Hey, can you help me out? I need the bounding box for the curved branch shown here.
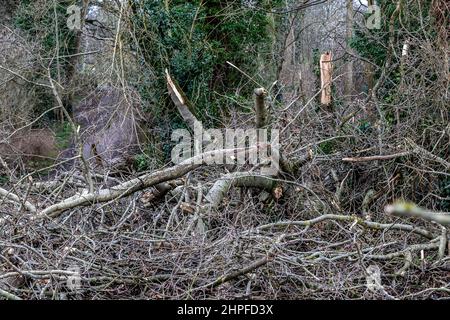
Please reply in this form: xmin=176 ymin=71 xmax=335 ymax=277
xmin=35 ymin=147 xmax=256 ymax=219
xmin=256 ymin=214 xmax=434 ymax=239
xmin=0 ymin=187 xmax=37 ymax=213
xmin=205 ymin=172 xmax=277 ymax=210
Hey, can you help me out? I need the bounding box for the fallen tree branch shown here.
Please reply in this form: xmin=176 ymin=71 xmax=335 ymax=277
xmin=200 ymin=234 xmax=285 ymax=289
xmin=0 ymin=287 xmax=22 ymax=300
xmin=386 ymin=202 xmax=450 ymax=226
xmin=34 ymin=147 xmax=256 ymax=219
xmin=363 ymin=241 xmax=440 ymax=261
xmin=0 ymin=187 xmax=37 ymax=213
xmin=406 ymin=138 xmax=450 ymax=170
xmin=342 ymin=140 xmax=450 ymax=169
xmin=140 ymin=179 xmax=185 ymax=207
xmin=342 ymin=151 xmax=412 ymax=163
xmin=204 ymin=172 xmax=277 ymax=210
xmin=255 ymin=214 xmax=434 ymax=239
xmin=438 ymin=227 xmax=447 ymax=259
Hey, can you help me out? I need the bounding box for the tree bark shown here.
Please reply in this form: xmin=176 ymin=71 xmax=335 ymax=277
xmin=345 ymin=0 xmax=354 ymax=105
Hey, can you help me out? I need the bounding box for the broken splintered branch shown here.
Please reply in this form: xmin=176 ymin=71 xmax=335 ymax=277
xmin=166 ymin=69 xmax=211 ymax=141
xmin=166 ymin=69 xmax=200 ymax=132
xmin=254 ymin=88 xmax=268 ymax=128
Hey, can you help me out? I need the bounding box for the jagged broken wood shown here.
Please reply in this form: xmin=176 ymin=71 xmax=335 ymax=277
xmin=165 ymin=69 xmax=200 ymax=132
xmin=320 ymin=52 xmax=333 ymax=106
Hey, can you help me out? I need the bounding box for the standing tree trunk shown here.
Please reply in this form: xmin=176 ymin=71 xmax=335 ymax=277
xmin=345 ymin=0 xmax=354 ymax=105
xmin=365 ymin=0 xmax=375 ymax=94
xmin=63 ymin=0 xmax=90 ymax=114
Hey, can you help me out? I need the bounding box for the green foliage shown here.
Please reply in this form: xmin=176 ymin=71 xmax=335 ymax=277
xmin=357 ymin=120 xmax=371 ymax=133
xmin=133 ymin=153 xmax=150 ymax=172
xmin=133 ymin=142 xmax=165 ymax=172
xmin=318 ymin=140 xmax=336 ymax=155
xmin=350 ymin=0 xmax=434 ymax=76
xmin=0 ymin=175 xmax=9 ymax=185
xmin=130 ymin=0 xmax=278 ymax=128
xmin=54 ymin=121 xmax=72 ymax=150
xmin=14 ymin=0 xmax=77 ymax=55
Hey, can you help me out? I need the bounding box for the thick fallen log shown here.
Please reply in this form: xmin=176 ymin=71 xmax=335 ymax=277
xmin=205 ymin=172 xmax=277 ymax=210
xmin=140 ymin=179 xmax=185 ymax=207
xmin=35 ymin=147 xmax=256 ymax=219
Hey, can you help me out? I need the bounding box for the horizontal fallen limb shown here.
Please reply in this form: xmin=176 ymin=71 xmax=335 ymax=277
xmin=385 ymin=202 xmax=450 ymax=226
xmin=0 ymin=187 xmax=36 ymax=213
xmin=342 ymin=140 xmax=450 ymax=169
xmin=35 ymin=147 xmax=256 ymax=219
xmin=0 ymin=288 xmax=22 ymax=300
xmin=198 ymin=234 xmax=285 ymax=290
xmin=342 ymin=151 xmax=411 ymax=163
xmin=405 ymin=138 xmax=450 ymax=170
xmin=205 ymin=172 xmax=277 ymax=210
xmin=140 ymin=179 xmax=185 ymax=207
xmin=363 ymin=241 xmax=440 ymax=261
xmin=255 ymin=214 xmax=434 ymax=239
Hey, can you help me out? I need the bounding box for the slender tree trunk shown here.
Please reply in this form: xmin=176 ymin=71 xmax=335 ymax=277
xmin=63 ymin=0 xmax=90 ymax=113
xmin=363 ymin=1 xmax=375 ymax=96
xmin=345 ymin=0 xmax=354 ymax=105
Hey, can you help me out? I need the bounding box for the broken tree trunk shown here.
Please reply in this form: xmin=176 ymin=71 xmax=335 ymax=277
xmin=0 ymin=187 xmax=36 ymax=213
xmin=320 ymin=52 xmax=333 ymax=106
xmin=254 ymin=88 xmax=268 ymax=128
xmin=166 ymin=68 xmax=211 ymax=142
xmin=166 ymin=69 xmax=200 ymax=132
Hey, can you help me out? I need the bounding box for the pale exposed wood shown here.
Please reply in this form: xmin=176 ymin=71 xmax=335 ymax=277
xmin=254 ymin=87 xmax=268 ymax=128
xmin=165 ymin=69 xmax=200 ymax=132
xmin=342 ymin=151 xmax=411 ymax=163
xmin=386 ymin=202 xmax=450 ymax=226
xmin=205 ymin=172 xmax=276 ymax=209
xmin=320 ymin=52 xmax=333 ymax=106
xmin=0 ymin=186 xmax=36 ymax=213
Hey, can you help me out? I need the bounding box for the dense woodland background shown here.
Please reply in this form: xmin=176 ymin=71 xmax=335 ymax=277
xmin=0 ymin=0 xmax=448 ymax=300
